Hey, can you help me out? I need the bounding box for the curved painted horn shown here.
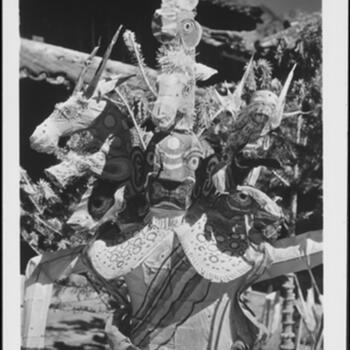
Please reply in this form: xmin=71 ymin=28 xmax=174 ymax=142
xmin=73 ymin=45 xmax=100 ymax=94
xmin=231 ymin=55 xmax=254 ymax=111
xmin=212 ymin=55 xmax=254 ymax=121
xmin=272 ymin=64 xmax=296 ymax=129
xmin=84 ymin=25 xmax=123 ymax=99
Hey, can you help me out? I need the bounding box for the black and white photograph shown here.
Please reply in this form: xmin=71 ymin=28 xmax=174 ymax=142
xmin=2 ymin=0 xmax=348 ymax=349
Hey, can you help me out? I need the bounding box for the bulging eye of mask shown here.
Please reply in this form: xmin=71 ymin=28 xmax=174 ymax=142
xmin=178 ymin=18 xmax=202 ymax=50
xmin=151 ymin=6 xmax=202 ymax=50
xmin=226 ymin=192 xmax=253 ymax=211
xmin=187 ymin=155 xmax=200 ymax=170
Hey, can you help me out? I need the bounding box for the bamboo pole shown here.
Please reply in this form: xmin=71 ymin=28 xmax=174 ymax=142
xmin=280 ymin=274 xmax=296 ymax=350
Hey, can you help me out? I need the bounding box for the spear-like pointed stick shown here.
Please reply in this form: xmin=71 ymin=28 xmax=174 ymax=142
xmin=74 ymin=45 xmax=100 ymax=94
xmin=84 ymin=25 xmax=123 ymax=98
xmin=283 ymin=110 xmax=312 ymax=118
xmin=272 ymin=170 xmax=291 ymax=187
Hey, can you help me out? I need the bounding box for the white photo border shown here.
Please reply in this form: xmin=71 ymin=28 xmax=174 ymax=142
xmin=2 ymin=0 xmax=348 ymax=348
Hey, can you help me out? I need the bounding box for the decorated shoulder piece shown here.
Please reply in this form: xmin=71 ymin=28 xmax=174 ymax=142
xmin=174 ymin=187 xmax=283 ymax=282
xmin=85 ymin=220 xmax=174 ymax=280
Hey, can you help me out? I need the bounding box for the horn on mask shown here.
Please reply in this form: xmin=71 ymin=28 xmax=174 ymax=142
xmin=271 ymin=64 xmax=296 ymax=129
xmin=212 ymin=56 xmax=254 ymax=121
xmin=84 ymin=25 xmax=123 ymax=99
xmin=230 ymin=55 xmax=254 ymax=113
xmin=73 ymin=45 xmax=100 ymax=94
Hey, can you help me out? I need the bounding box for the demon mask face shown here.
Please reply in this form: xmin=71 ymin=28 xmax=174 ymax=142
xmin=145 ymin=132 xmax=204 ymax=211
xmin=226 ymin=90 xmax=279 ymax=153
xmin=226 ymin=65 xmax=297 ymax=153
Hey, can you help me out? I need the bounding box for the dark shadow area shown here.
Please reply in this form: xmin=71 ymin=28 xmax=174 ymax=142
xmin=20 ymin=0 xmax=161 ymax=67
xmin=60 ymin=317 xmax=105 ymax=331
xmin=20 ymin=240 xmax=38 ymax=274
xmin=53 ymin=341 xmax=106 ymax=350
xmin=20 ymin=79 xmax=71 ymax=180
xmin=196 ymin=1 xmax=263 ymax=30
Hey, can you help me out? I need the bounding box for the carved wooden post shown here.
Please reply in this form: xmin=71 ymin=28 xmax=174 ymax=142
xmin=280 ymin=114 xmax=303 ymax=350
xmin=280 ymin=274 xmax=296 ymax=350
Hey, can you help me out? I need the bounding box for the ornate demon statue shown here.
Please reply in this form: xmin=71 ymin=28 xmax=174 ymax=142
xmin=21 ymin=1 xmax=322 ymax=350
